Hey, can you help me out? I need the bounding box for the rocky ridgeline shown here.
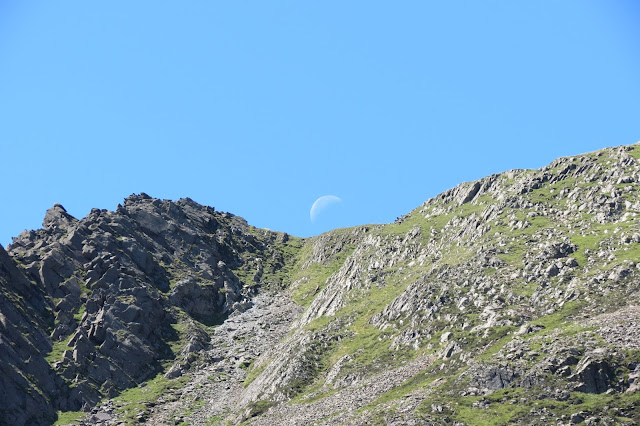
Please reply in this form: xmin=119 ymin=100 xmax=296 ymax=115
xmin=2 ymin=144 xmax=640 ymax=425
xmin=236 ymin=144 xmax=640 ymax=425
xmin=0 ymin=194 xmax=297 ymax=425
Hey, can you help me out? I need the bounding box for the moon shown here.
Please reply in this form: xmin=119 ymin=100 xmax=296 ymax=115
xmin=310 ymin=195 xmax=342 ymax=223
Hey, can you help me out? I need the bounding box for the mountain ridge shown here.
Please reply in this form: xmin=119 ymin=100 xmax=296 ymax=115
xmin=2 ymin=143 xmax=640 ymax=425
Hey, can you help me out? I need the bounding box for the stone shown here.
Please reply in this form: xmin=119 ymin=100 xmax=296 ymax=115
xmin=42 ymin=203 xmax=75 ymax=230
xmin=571 ymin=358 xmax=614 ymax=394
xmin=570 ymin=412 xmax=586 ymax=424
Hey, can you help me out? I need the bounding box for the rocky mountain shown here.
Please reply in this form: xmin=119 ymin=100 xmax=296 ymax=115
xmin=2 ymin=144 xmax=640 ymax=425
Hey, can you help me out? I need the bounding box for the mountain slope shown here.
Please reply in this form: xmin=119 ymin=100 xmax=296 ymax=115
xmin=231 ymin=144 xmax=640 ymax=425
xmin=2 ymin=144 xmax=640 ymax=425
xmin=1 ymin=194 xmax=300 ymax=424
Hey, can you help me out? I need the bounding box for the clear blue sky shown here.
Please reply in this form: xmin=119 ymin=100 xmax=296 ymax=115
xmin=1 ymin=1 xmax=639 ymax=246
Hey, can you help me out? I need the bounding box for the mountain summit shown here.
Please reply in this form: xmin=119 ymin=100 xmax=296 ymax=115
xmin=2 ymin=144 xmax=640 ymax=425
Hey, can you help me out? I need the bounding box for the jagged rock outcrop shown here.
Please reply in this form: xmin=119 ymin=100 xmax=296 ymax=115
xmin=1 ymin=194 xmax=299 ymax=424
xmin=0 ymin=244 xmax=57 ymax=425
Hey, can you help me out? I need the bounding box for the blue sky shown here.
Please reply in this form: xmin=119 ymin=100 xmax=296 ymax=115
xmin=1 ymin=1 xmax=639 ymax=245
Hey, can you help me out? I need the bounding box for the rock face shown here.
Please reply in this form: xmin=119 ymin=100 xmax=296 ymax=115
xmin=0 ymin=244 xmax=56 ymax=426
xmin=3 ymin=144 xmax=640 ymax=425
xmin=1 ymin=194 xmax=299 ymax=424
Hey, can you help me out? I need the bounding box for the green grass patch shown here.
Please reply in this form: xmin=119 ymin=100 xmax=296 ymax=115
xmin=73 ymin=304 xmax=85 ymax=323
xmin=490 ymin=212 xmax=554 ymax=265
xmin=379 ymin=210 xmax=451 ymax=244
xmin=54 ymin=410 xmax=85 ymax=425
xmin=446 ymin=389 xmax=640 ymax=425
xmin=441 ymin=246 xmax=474 ymax=266
xmin=627 ymin=144 xmax=640 ymax=160
xmin=243 ymin=359 xmax=269 ymax=387
xmin=477 ymin=325 xmax=518 ymax=361
xmin=243 ymin=399 xmax=276 ymax=419
xmin=299 ymin=266 xmax=422 ymax=392
xmin=182 ymin=397 xmax=206 ymax=417
xmin=453 ymin=391 xmax=530 ymax=426
xmin=229 ymin=227 xmax=305 ymax=292
xmin=305 ymin=315 xmax=333 ymax=332
xmin=205 ymin=412 xmax=229 ymax=425
xmin=526 ymin=301 xmax=582 ymax=334
xmin=568 ymin=219 xmax=624 ymax=266
xmin=46 ymin=338 xmax=73 ymax=365
xmin=365 ymin=369 xmax=436 ymax=409
xmin=166 ymin=320 xmax=187 ymax=357
xmin=293 ymin=386 xmax=340 ymax=404
xmin=290 ymin=243 xmax=355 ymax=307
xmin=381 ymin=194 xmax=493 ymax=246
xmin=612 ymin=243 xmax=640 ymax=264
xmin=113 ymin=374 xmax=189 ymax=424
xmin=458 ymin=194 xmax=494 ymax=217
xmin=255 ymin=231 xmax=305 ymax=290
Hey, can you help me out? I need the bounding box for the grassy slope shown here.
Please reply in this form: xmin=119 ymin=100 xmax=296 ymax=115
xmin=251 ymin=144 xmax=640 ymax=424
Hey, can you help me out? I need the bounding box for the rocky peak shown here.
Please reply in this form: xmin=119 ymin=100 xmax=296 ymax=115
xmin=42 ymin=203 xmax=75 ymax=230
xmin=1 ymin=192 xmax=304 ymax=422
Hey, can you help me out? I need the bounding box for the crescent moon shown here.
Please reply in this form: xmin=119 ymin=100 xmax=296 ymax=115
xmin=310 ymin=195 xmax=342 ymax=223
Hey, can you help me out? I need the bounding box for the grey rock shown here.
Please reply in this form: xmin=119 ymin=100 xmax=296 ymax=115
xmin=570 ymin=357 xmax=614 ymax=394
xmin=43 ymin=203 xmax=76 ymax=230
xmin=571 ymin=411 xmax=587 ymax=423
